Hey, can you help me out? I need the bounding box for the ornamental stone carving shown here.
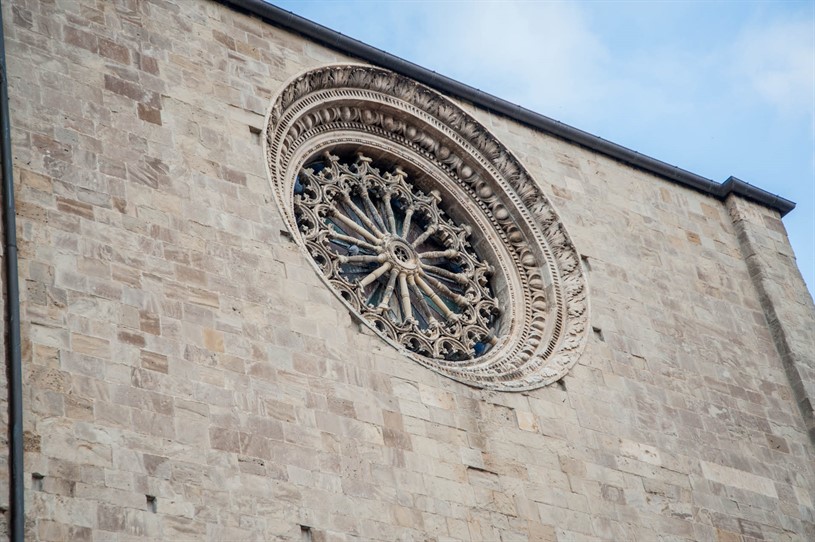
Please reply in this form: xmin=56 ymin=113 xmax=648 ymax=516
xmin=295 ymin=152 xmax=500 ymax=361
xmin=265 ymin=64 xmax=589 ymax=391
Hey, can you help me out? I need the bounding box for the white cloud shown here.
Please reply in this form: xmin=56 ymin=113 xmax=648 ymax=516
xmin=409 ymin=2 xmax=611 ymax=117
xmin=402 ymin=2 xmax=717 ymax=134
xmin=730 ymin=19 xmax=815 ymax=115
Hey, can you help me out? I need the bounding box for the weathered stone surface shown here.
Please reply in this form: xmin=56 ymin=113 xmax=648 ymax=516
xmin=1 ymin=0 xmax=813 ymax=541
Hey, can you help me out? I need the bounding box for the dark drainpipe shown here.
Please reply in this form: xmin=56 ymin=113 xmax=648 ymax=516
xmin=0 ymin=5 xmax=25 ymax=542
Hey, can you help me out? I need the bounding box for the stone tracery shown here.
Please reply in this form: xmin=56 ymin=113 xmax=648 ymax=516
xmin=266 ymin=64 xmax=589 ymax=391
xmin=295 ymin=152 xmax=500 ymax=361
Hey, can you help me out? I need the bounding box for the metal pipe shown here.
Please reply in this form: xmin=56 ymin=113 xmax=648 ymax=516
xmin=0 ymin=5 xmax=25 ymax=541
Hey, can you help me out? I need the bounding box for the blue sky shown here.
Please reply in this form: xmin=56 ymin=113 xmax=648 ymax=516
xmin=275 ymin=0 xmax=815 ymax=297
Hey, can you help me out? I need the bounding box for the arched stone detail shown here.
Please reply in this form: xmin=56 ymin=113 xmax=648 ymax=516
xmin=265 ymin=64 xmax=589 ymax=391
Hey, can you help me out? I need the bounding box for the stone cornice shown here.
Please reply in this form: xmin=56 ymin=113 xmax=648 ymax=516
xmin=216 ymin=0 xmax=796 ymax=217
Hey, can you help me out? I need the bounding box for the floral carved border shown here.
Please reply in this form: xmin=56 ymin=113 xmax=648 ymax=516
xmin=265 ymin=64 xmax=589 ymax=391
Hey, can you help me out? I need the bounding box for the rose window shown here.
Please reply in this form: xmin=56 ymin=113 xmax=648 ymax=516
xmin=294 ymin=152 xmax=500 ymax=361
xmin=265 ymin=64 xmax=589 ymax=391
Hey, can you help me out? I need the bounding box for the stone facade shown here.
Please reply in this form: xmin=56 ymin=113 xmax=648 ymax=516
xmin=1 ymin=1 xmax=813 ymax=541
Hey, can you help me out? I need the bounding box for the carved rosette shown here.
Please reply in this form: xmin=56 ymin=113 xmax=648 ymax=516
xmin=265 ymin=64 xmax=589 ymax=391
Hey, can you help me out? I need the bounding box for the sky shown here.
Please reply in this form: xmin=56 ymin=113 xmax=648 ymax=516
xmin=275 ymin=0 xmax=815 ymax=298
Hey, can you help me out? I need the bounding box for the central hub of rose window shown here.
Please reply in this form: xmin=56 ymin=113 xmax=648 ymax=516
xmin=388 ymin=239 xmax=419 ymax=271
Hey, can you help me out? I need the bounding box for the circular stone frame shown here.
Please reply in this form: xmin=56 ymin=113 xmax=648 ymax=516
xmin=265 ymin=64 xmax=589 ymax=391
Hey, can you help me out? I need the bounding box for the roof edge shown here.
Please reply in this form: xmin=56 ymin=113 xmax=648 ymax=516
xmin=216 ymin=0 xmax=796 ymax=217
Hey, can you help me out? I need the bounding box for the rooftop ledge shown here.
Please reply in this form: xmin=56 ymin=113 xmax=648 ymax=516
xmin=217 ymin=0 xmax=796 ymax=217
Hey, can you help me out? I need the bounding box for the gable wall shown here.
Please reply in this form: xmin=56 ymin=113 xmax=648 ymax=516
xmin=2 ymin=1 xmax=813 ymax=540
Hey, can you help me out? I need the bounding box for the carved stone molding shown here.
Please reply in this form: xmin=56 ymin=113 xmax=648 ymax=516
xmin=265 ymin=64 xmax=589 ymax=391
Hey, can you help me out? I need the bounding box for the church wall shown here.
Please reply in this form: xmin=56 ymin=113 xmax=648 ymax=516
xmin=2 ymin=1 xmax=813 ymax=541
